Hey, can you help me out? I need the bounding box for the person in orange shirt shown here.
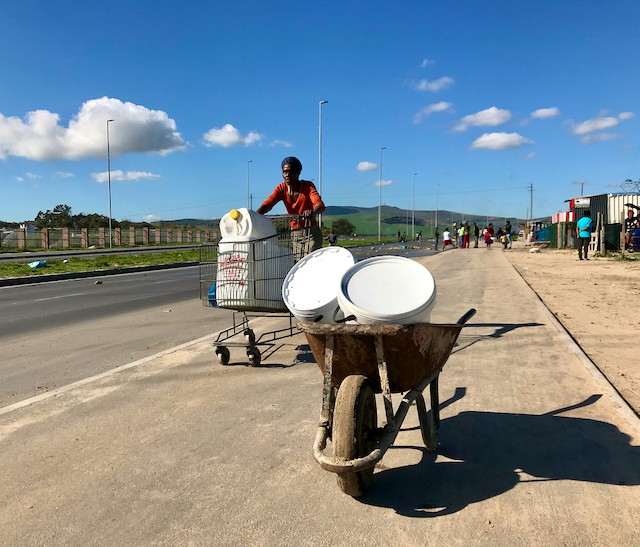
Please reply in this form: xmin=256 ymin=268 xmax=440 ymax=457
xmin=257 ymin=156 xmax=325 ymax=261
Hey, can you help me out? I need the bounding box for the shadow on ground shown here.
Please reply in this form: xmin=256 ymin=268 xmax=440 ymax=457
xmin=361 ymin=394 xmax=640 ymax=517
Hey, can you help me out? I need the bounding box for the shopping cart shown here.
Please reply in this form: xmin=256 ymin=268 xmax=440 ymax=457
xmin=199 ymin=214 xmax=303 ymax=367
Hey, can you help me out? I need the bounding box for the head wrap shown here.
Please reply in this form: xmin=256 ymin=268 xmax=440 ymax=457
xmin=281 ymin=156 xmax=302 ymax=172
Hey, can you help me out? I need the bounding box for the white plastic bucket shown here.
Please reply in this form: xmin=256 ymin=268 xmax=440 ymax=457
xmin=337 ymin=256 xmax=437 ymax=324
xmin=219 ymin=208 xmax=276 ymax=241
xmin=282 ymin=246 xmax=356 ymax=323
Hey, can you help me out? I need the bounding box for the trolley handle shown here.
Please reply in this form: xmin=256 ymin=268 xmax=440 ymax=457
xmin=456 ymin=308 xmax=476 ymax=325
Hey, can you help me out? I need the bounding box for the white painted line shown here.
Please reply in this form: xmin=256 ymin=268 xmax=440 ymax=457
xmin=33 ymin=292 xmax=87 ymax=302
xmin=0 ymin=333 xmax=216 ymax=417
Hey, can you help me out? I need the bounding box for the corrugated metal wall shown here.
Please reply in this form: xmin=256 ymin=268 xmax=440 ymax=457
xmin=608 ymin=194 xmax=640 ymax=224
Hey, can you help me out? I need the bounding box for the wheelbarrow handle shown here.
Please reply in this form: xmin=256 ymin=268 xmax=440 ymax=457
xmin=456 ymin=308 xmax=476 ymax=325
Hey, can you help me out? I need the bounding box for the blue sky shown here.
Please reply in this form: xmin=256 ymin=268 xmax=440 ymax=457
xmin=1 ymin=0 xmax=638 ymax=223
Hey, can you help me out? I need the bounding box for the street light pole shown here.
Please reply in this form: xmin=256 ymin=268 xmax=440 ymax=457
xmin=378 ymin=146 xmax=386 ymax=242
xmin=106 ymin=119 xmax=114 ymax=249
xmin=412 ymin=172 xmax=417 ymax=237
xmin=318 ymin=100 xmax=328 ymax=227
xmin=247 ymin=160 xmax=253 ymax=209
xmin=435 ymin=183 xmax=439 ymax=231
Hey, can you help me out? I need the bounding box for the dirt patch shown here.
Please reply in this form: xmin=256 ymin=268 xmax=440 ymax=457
xmin=503 ymin=244 xmax=640 ymax=415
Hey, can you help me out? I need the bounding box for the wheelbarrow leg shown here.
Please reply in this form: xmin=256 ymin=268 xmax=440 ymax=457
xmin=416 ymin=375 xmax=440 ymax=452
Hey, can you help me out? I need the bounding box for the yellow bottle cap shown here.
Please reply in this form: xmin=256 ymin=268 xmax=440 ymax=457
xmin=229 ymin=209 xmax=240 ymax=220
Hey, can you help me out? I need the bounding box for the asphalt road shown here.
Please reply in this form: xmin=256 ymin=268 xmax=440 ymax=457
xmin=0 ymin=266 xmax=231 ymax=407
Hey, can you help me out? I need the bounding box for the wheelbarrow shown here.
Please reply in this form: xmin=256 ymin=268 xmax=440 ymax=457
xmin=298 ymin=308 xmax=476 ymax=497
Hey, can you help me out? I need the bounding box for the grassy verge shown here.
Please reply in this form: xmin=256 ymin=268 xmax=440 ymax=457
xmin=0 ymin=249 xmax=200 ymax=279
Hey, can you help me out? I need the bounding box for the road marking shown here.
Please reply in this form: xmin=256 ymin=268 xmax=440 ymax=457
xmin=0 ymin=333 xmax=216 ymax=417
xmin=32 ymin=292 xmax=87 ymax=302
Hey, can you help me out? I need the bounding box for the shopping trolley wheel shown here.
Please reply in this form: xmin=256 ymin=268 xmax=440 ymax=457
xmin=215 ymin=346 xmax=230 ymax=366
xmin=247 ymin=347 xmax=261 ymax=367
xmin=244 ymin=328 xmax=256 ymax=344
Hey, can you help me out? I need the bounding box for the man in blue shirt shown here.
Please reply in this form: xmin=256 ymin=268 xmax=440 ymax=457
xmin=576 ymin=210 xmax=593 ymax=260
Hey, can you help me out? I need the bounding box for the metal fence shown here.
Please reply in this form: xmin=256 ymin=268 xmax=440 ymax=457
xmin=0 ymin=226 xmax=220 ymax=250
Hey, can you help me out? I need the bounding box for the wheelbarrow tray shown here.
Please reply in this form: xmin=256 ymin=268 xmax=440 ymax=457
xmin=299 ymin=322 xmax=463 ymax=393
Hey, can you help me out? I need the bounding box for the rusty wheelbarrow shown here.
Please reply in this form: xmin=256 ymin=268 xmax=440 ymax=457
xmin=298 ymin=308 xmax=476 ymax=497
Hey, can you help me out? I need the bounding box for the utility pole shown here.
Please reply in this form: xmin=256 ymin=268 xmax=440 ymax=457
xmin=529 ymin=183 xmax=534 ymax=231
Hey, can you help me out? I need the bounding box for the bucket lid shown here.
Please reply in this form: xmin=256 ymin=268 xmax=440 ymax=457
xmin=282 ymin=246 xmax=355 ymax=312
xmin=339 ymin=256 xmax=436 ymax=319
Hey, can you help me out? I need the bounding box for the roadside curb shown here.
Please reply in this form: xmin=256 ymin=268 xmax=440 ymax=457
xmin=0 ymin=261 xmax=198 ymax=287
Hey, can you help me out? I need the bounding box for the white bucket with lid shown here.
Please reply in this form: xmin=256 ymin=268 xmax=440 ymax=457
xmin=337 ymin=256 xmax=437 ymax=324
xmin=219 ymin=208 xmax=276 ymax=241
xmin=282 ymin=246 xmax=356 ymax=323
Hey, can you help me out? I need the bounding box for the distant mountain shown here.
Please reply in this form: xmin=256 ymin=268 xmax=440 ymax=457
xmin=161 ymin=205 xmax=537 ymax=236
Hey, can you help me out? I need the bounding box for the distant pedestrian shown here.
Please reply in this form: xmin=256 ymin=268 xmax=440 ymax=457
xmin=327 ymin=229 xmax=338 ymax=246
xmin=505 ymin=220 xmax=513 ymax=249
xmin=442 ymin=227 xmax=454 ymax=250
xmin=473 ymin=222 xmax=480 ymax=248
xmin=457 ymin=224 xmax=464 ymax=248
xmin=576 ymin=210 xmax=593 ymax=260
xmin=484 ymin=227 xmax=492 ymax=249
xmin=434 ymin=227 xmax=440 ymax=250
xmin=463 ymin=223 xmax=470 ymax=248
xmin=624 ymin=209 xmax=636 ymax=250
xmin=452 ymin=222 xmax=458 ymax=248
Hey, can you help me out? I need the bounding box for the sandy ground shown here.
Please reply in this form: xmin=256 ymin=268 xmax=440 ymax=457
xmin=504 ymin=242 xmax=640 ymax=415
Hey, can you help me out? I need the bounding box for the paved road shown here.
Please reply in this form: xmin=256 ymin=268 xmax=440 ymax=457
xmin=0 ymin=267 xmax=230 ymax=407
xmin=0 ymin=248 xmax=638 ymax=545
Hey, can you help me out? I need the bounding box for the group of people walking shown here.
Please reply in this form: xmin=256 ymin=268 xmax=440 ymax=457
xmin=435 ymin=220 xmax=514 ymax=251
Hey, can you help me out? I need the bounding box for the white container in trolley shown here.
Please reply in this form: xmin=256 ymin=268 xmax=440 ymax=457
xmin=216 ymin=209 xmax=293 ymax=310
xmin=282 ymin=246 xmax=356 ymax=323
xmin=219 ymin=208 xmax=276 ymax=240
xmin=337 ymin=256 xmax=437 ymax=324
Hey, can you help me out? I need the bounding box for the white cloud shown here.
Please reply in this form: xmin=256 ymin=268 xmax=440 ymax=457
xmin=571 ymin=112 xmax=634 ymax=136
xmin=357 ymin=161 xmax=377 ymax=171
xmin=91 ymin=170 xmax=161 ymax=183
xmin=470 ymin=132 xmax=533 ymax=150
xmin=55 ymin=171 xmax=75 ymax=178
xmin=15 ymin=176 xmax=24 ymax=182
xmin=414 ymin=76 xmax=454 ymax=92
xmin=420 ymin=58 xmax=435 ymax=68
xmin=202 ymin=124 xmax=263 ymax=147
xmin=413 ymin=102 xmax=454 ymax=123
xmin=25 ymin=172 xmax=41 ymax=179
xmin=270 ymin=139 xmax=292 ymax=147
xmin=142 ymin=214 xmax=161 ymax=223
xmin=572 ymin=116 xmax=619 ymax=135
xmin=580 ymin=132 xmax=622 ymax=144
xmin=453 ymin=107 xmax=512 ymax=132
xmin=531 ymin=107 xmax=560 ymax=119
xmin=0 ymin=97 xmax=186 ymax=161
xmin=375 ymin=179 xmax=394 ymax=187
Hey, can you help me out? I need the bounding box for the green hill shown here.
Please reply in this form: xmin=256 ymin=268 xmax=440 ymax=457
xmin=322 ymin=205 xmax=523 ymax=237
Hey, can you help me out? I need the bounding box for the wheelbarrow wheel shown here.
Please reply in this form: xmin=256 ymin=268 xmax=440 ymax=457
xmin=215 ymin=346 xmax=230 ymax=366
xmin=333 ymin=375 xmax=377 ymax=497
